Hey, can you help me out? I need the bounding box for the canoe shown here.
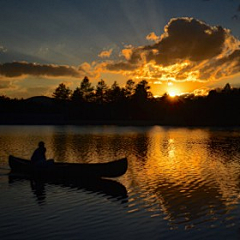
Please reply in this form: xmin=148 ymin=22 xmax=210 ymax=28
xmin=9 ymin=155 xmax=128 ymax=179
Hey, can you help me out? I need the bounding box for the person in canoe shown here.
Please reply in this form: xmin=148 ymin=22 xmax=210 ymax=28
xmin=31 ymin=141 xmax=54 ymax=167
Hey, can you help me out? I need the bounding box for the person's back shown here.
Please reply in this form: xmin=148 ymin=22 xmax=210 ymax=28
xmin=31 ymin=141 xmax=46 ymax=165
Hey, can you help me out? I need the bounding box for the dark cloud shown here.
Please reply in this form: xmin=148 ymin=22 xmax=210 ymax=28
xmin=146 ymin=18 xmax=226 ymax=65
xmin=1 ymin=17 xmax=240 ymax=84
xmin=0 ymin=62 xmax=81 ymax=78
xmin=106 ymin=61 xmax=139 ymax=71
xmin=105 ymin=17 xmax=240 ymax=82
xmin=199 ymin=49 xmax=240 ymax=80
xmin=106 ymin=17 xmax=228 ymax=70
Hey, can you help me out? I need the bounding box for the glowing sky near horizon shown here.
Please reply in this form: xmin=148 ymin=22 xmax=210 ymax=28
xmin=0 ymin=0 xmax=240 ymax=98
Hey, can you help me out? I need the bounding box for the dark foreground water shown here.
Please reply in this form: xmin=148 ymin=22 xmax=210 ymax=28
xmin=1 ymin=125 xmax=240 ymax=240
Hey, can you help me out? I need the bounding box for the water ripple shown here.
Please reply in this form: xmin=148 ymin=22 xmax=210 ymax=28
xmin=1 ymin=126 xmax=240 ymax=239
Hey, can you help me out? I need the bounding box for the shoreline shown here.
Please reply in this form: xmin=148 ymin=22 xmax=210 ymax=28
xmin=0 ymin=119 xmax=239 ymax=128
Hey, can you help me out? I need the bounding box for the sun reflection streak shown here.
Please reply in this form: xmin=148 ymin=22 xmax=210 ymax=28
xmin=129 ymin=127 xmax=240 ymax=226
xmin=167 ymin=138 xmax=175 ymax=159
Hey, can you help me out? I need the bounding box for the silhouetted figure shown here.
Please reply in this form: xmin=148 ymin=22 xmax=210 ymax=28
xmin=31 ymin=141 xmax=47 ymax=165
xmin=31 ymin=141 xmax=54 ymax=167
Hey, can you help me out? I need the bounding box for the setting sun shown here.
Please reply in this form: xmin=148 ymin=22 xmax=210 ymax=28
xmin=169 ymin=91 xmax=177 ymax=97
xmin=168 ymin=86 xmax=181 ymax=97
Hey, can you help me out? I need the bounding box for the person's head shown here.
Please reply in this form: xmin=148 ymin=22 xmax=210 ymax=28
xmin=38 ymin=141 xmax=45 ymax=148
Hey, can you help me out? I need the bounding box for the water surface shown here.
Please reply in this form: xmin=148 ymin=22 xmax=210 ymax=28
xmin=1 ymin=125 xmax=240 ymax=240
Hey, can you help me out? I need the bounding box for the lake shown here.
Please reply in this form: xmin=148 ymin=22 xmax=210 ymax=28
xmin=1 ymin=125 xmax=240 ymax=240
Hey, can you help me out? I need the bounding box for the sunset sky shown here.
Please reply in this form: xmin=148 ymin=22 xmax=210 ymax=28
xmin=1 ymin=0 xmax=240 ymax=98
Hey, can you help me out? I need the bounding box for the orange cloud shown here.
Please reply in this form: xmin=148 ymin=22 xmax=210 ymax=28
xmin=0 ymin=80 xmax=11 ymax=89
xmin=1 ymin=17 xmax=240 ymax=94
xmin=98 ymin=49 xmax=113 ymax=58
xmin=103 ymin=17 xmax=240 ymax=83
xmin=146 ymin=32 xmax=160 ymax=42
xmin=121 ymin=48 xmax=133 ymax=60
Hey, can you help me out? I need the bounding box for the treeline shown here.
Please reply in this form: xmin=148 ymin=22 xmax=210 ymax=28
xmin=52 ymin=77 xmax=152 ymax=104
xmin=0 ymin=78 xmax=240 ymax=126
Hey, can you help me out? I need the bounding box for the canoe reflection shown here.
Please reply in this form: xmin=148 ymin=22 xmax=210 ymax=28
xmin=30 ymin=178 xmax=46 ymax=205
xmin=8 ymin=174 xmax=128 ymax=205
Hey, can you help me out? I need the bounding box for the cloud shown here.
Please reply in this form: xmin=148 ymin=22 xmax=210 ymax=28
xmin=1 ymin=17 xmax=240 ymax=89
xmin=146 ymin=17 xmax=226 ymax=64
xmin=106 ymin=61 xmax=138 ymax=72
xmin=146 ymin=32 xmax=160 ymax=42
xmin=193 ymin=87 xmax=210 ymax=96
xmin=103 ymin=17 xmax=240 ymax=83
xmin=98 ymin=49 xmax=113 ymax=58
xmin=0 ymin=62 xmax=83 ymax=78
xmin=121 ymin=47 xmax=133 ymax=60
xmin=199 ymin=49 xmax=240 ymax=80
xmin=0 ymin=80 xmax=11 ymax=89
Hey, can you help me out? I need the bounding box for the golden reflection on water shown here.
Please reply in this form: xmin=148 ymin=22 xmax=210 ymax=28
xmin=129 ymin=126 xmax=240 ymax=226
xmin=1 ymin=125 xmax=240 ymax=228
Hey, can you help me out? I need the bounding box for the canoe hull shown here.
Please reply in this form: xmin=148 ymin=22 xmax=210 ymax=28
xmin=9 ymin=155 xmax=128 ymax=179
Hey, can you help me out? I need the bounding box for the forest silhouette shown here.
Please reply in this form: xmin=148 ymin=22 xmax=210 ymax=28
xmin=0 ymin=77 xmax=240 ymax=126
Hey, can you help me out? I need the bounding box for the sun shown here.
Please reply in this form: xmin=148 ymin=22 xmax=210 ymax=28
xmin=169 ymin=90 xmax=177 ymax=97
xmin=168 ymin=89 xmax=177 ymax=98
xmin=167 ymin=84 xmax=182 ymax=97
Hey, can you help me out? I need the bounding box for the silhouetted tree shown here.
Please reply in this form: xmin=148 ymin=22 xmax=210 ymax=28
xmin=1 ymin=79 xmax=240 ymax=126
xmin=95 ymin=79 xmax=109 ymax=104
xmin=52 ymin=83 xmax=72 ymax=101
xmin=72 ymin=77 xmax=94 ymax=102
xmin=0 ymin=95 xmax=10 ymax=101
xmin=222 ymin=83 xmax=231 ymax=94
xmin=133 ymin=80 xmax=152 ymax=101
xmin=124 ymin=79 xmax=135 ymax=99
xmin=107 ymin=81 xmax=125 ymax=103
xmin=71 ymin=87 xmax=82 ymax=102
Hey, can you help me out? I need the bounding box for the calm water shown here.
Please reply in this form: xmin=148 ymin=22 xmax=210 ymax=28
xmin=1 ymin=125 xmax=240 ymax=240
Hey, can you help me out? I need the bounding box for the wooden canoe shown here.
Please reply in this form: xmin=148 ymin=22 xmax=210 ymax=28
xmin=9 ymin=155 xmax=128 ymax=179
